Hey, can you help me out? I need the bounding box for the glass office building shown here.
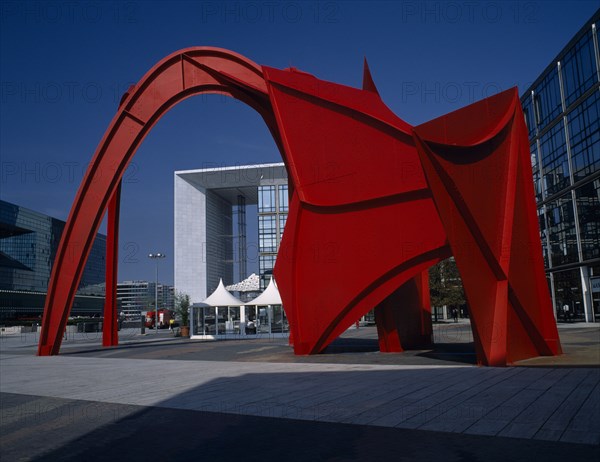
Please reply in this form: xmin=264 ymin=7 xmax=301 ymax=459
xmin=521 ymin=10 xmax=600 ymax=322
xmin=0 ymin=200 xmax=106 ymax=320
xmin=117 ymin=281 xmax=175 ymax=318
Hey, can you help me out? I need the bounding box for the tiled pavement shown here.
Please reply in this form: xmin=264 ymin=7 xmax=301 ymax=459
xmin=1 ymin=324 xmax=598 ymax=461
xmin=1 ymin=353 xmax=598 ymax=445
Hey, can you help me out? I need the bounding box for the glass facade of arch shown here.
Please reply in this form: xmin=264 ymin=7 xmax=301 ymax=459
xmin=258 ymin=182 xmax=288 ymax=290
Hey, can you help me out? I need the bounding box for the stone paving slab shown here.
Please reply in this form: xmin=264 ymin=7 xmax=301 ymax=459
xmin=1 ymin=353 xmax=598 ymax=446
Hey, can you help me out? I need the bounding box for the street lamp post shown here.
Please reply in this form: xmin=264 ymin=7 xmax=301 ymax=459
xmin=148 ymin=253 xmax=166 ymax=332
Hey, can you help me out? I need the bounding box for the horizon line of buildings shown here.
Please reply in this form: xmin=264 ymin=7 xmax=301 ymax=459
xmin=0 ymin=198 xmax=175 ymax=321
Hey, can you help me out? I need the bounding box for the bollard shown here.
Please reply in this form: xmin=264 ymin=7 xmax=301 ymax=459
xmin=140 ymin=314 xmax=145 ymax=335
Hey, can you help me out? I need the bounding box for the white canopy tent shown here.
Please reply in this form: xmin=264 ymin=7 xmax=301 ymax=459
xmin=190 ymin=278 xmax=289 ymax=339
xmin=244 ymin=278 xmax=288 ymax=335
xmin=203 ymin=279 xmax=244 ymax=306
xmin=190 ymin=279 xmax=243 ymax=337
xmin=245 ymin=277 xmax=282 ymax=305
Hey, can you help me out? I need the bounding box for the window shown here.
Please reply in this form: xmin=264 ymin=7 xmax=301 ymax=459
xmin=575 ymin=180 xmax=600 ymax=261
xmin=530 ymin=142 xmax=539 ymax=173
xmin=258 ymin=186 xmax=276 ymax=213
xmin=259 ymin=215 xmax=277 ymax=252
xmin=279 ymin=214 xmax=287 ymax=240
xmin=538 ymin=208 xmax=550 ymax=267
xmin=278 ymin=184 xmax=289 ymax=212
xmin=533 ymin=68 xmax=563 ymax=130
xmin=567 ymin=91 xmax=600 ymax=183
xmin=552 ymin=269 xmax=585 ymax=321
xmin=540 ymin=120 xmax=570 ymax=197
xmin=522 ymin=93 xmax=537 ymax=138
xmin=561 ymin=28 xmax=598 ymax=108
xmin=259 ymin=254 xmax=276 ymax=289
xmin=545 ymin=193 xmax=579 ymax=266
xmin=530 ymin=142 xmax=543 ymax=202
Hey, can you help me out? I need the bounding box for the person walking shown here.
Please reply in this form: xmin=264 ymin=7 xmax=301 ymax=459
xmin=452 ymin=307 xmax=458 ymax=323
xmin=563 ymin=304 xmax=570 ymax=323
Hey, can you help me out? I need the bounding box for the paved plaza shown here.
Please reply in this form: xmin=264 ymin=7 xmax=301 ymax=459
xmin=1 ymin=323 xmax=598 ymax=461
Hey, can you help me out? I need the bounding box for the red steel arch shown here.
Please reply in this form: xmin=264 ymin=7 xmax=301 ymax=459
xmin=38 ymin=47 xmax=279 ymax=355
xmin=38 ymin=47 xmax=561 ymax=366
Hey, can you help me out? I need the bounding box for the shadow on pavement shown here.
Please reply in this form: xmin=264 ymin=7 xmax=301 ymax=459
xmin=417 ymin=343 xmax=477 ymax=365
xmin=59 ymin=338 xmax=192 ymax=356
xmin=58 ymin=333 xmax=478 ymax=366
xmin=323 ymin=338 xmax=477 ymax=365
xmin=1 ymin=366 xmax=597 ymax=461
xmin=322 ymin=337 xmax=381 ymax=353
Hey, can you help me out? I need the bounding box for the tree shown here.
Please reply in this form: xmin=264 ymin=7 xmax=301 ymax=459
xmin=174 ymin=292 xmax=191 ymax=327
xmin=428 ymin=257 xmax=466 ymax=318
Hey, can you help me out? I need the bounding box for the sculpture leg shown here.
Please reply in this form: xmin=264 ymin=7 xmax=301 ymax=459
xmin=102 ymin=182 xmax=121 ymax=347
xmin=413 ymin=89 xmax=561 ymax=365
xmin=375 ymin=270 xmax=433 ymax=352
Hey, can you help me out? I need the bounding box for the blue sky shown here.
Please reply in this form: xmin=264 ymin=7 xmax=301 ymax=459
xmin=1 ymin=0 xmax=598 ymax=284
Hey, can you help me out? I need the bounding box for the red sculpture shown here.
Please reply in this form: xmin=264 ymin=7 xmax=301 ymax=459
xmin=38 ymin=47 xmax=561 ymax=366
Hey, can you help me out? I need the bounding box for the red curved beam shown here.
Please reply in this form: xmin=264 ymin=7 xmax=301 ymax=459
xmin=38 ymin=47 xmax=276 ymax=355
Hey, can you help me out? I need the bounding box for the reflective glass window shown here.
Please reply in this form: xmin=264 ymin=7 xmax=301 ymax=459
xmin=271 ymin=305 xmax=285 ymax=333
xmin=522 ymin=93 xmax=537 ymax=138
xmin=531 ymin=142 xmax=539 ymax=173
xmin=257 ymin=306 xmax=270 ymax=333
xmin=0 ymin=201 xmax=105 ymax=295
xmin=538 ymin=208 xmax=549 ymax=268
xmin=216 ymin=307 xmax=227 ymax=335
xmin=226 ymin=306 xmax=240 ymax=334
xmin=530 ymin=142 xmax=543 ymax=202
xmin=259 ymin=254 xmax=276 ymax=289
xmin=561 ymin=28 xmax=597 ymax=108
xmin=279 ymin=214 xmax=287 ymax=240
xmin=258 ymin=186 xmax=276 ymax=213
xmin=193 ymin=306 xmax=204 ymax=335
xmin=259 ymin=215 xmax=277 ymax=252
xmin=278 ymin=184 xmax=289 ymax=212
xmin=245 ymin=306 xmax=257 ymax=334
xmin=540 ymin=119 xmax=570 ymax=196
xmin=568 ymin=91 xmax=600 ymax=183
xmin=202 ymin=307 xmax=216 ymax=335
xmin=553 ymin=269 xmax=585 ymax=321
xmin=575 ymin=180 xmax=600 ymax=261
xmin=545 ymin=193 xmax=579 ymax=266
xmin=534 ymin=68 xmax=563 ymax=130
